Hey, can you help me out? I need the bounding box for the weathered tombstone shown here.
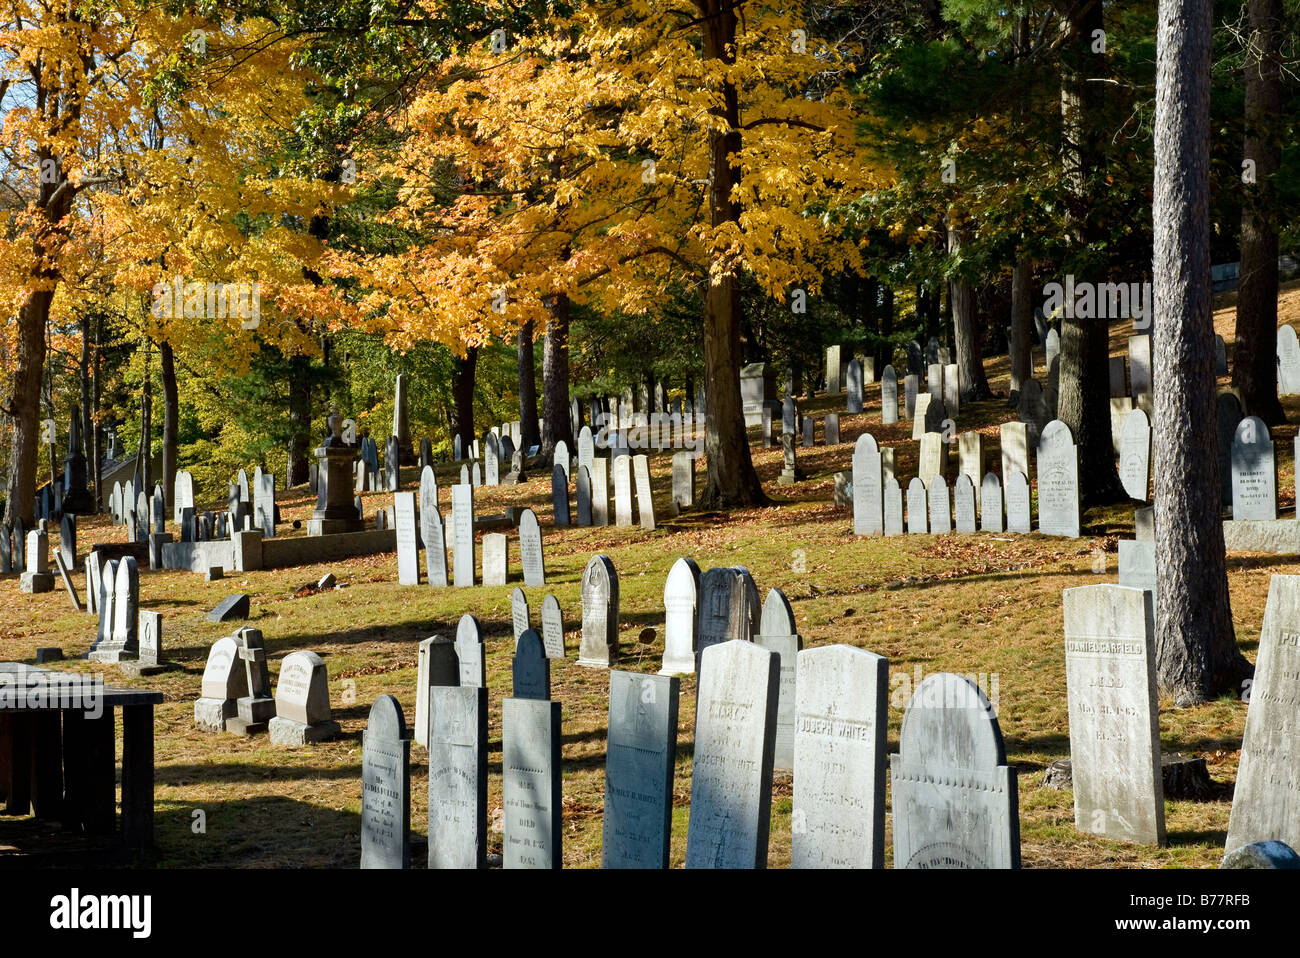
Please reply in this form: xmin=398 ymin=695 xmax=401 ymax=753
xmin=1063 ymin=585 xmax=1164 ymax=845
xmin=911 ymin=392 xmax=931 ymax=440
xmin=427 ymin=685 xmax=489 ymax=869
xmin=1017 ymin=379 xmax=1051 ymax=445
xmin=1118 ymin=408 xmax=1152 ymax=502
xmin=906 ymin=478 xmax=928 ymax=534
xmin=943 ymin=362 xmax=960 ymax=415
xmin=603 ymin=671 xmax=680 ymax=868
xmin=956 ymin=432 xmax=983 ymax=508
xmin=419 ymin=437 xmax=433 ymax=470
xmin=883 ymin=478 xmax=904 ymax=536
xmin=826 ymin=344 xmax=842 ymax=395
xmin=421 ymin=499 xmax=449 ymax=589
xmin=1037 ymin=420 xmax=1081 ymax=537
xmin=1278 ymin=324 xmax=1300 ymax=394
xmin=58 ymin=513 xmax=76 ymax=571
xmin=1215 ymin=334 xmax=1228 ymax=376
xmin=754 ymin=588 xmax=801 ymax=773
xmin=1108 ymin=396 xmax=1134 ymax=454
xmin=361 ymin=696 xmax=410 ymax=869
xmin=577 ymin=426 xmax=595 ymax=476
xmin=89 ymin=556 xmax=138 ymax=660
xmin=671 ymin=452 xmax=695 ymax=510
xmin=482 ymin=532 xmax=507 ymax=586
xmin=696 ymin=566 xmax=755 ymax=665
xmin=1135 ymin=505 xmax=1155 ymax=541
xmin=928 ymin=475 xmax=952 ymax=534
xmin=792 ymin=644 xmax=889 ymax=869
xmin=891 ymin=674 xmax=1020 ymax=868
xmin=1005 ymin=471 xmax=1031 ymax=533
xmin=1117 ymin=537 xmax=1158 ymax=609
xmin=578 ymin=554 xmax=619 ymax=668
xmin=455 ymin=614 xmax=486 ymax=688
xmin=999 ymin=422 xmax=1029 ymax=488
xmin=394 ymin=491 xmax=419 ymax=585
xmin=1128 ymin=334 xmax=1152 ymax=397
xmin=782 ymin=395 xmax=798 ymax=435
xmin=852 ymin=434 xmax=883 ymax=537
xmin=518 ymin=508 xmax=545 ymax=586
xmin=269 ymin=651 xmax=341 ymax=745
xmin=94 ymin=557 xmax=118 ymax=647
xmin=903 ymin=374 xmax=918 ymax=420
xmin=502 ymin=697 xmax=563 ymax=868
xmin=573 ymin=465 xmax=593 ymax=526
xmin=1045 ymin=327 xmax=1060 ymax=371
xmin=927 ymin=363 xmax=944 ymax=401
xmin=452 ymin=434 xmax=462 ymax=460
xmin=512 ymin=629 xmax=550 ymax=700
xmin=824 ymin=413 xmax=840 ymax=445
xmin=660 ymin=557 xmax=701 ymax=675
xmin=135 ymin=490 xmax=150 ymax=543
xmin=880 ymin=366 xmax=899 ymax=424
xmin=451 ymin=483 xmax=475 ymax=587
xmin=612 ymin=455 xmax=634 ymax=527
xmin=980 ymin=473 xmax=1004 ymax=532
xmin=633 ymin=454 xmax=656 ymax=530
xmin=510 ymin=586 xmax=531 ymax=642
xmin=801 ymin=416 xmax=815 ymax=447
xmin=470 ymin=461 xmax=481 ymax=487
xmin=1217 ymin=391 xmax=1244 ymax=505
xmin=484 ymin=433 xmax=500 ymax=487
xmin=226 ymin=627 xmax=275 ymax=736
xmin=539 ymin=594 xmax=565 ymax=659
xmin=1227 ymin=575 xmax=1300 ymax=852
xmin=761 ymin=405 xmax=773 ymax=447
xmin=918 ymin=432 xmax=946 ymax=484
xmin=255 ymin=471 xmax=276 ymax=538
xmin=1231 ymin=416 xmax=1277 ymax=520
xmin=685 ymin=640 xmax=780 ymax=868
xmin=413 ymin=635 xmax=458 ymax=749
xmin=384 ymin=436 xmax=402 ymax=491
xmin=552 ymin=439 xmax=571 ymax=484
xmin=953 ymin=475 xmax=977 ymax=533
xmin=194 ymin=634 xmax=250 ymax=732
xmin=846 ymin=359 xmax=863 ymax=414
xmin=590 ymin=456 xmax=610 ymax=527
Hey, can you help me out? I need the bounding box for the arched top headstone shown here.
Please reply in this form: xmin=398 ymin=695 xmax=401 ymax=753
xmin=758 ymin=588 xmax=795 ymax=637
xmin=854 ymin=432 xmax=879 ymax=457
xmin=981 ymin=472 xmax=1001 ymax=492
xmin=1038 ymin=418 xmax=1075 ymax=453
xmin=457 ymin=613 xmax=481 ymax=647
xmin=898 ymin=673 xmax=1005 ymax=769
xmin=907 ymin=476 xmax=926 ymax=495
xmin=954 ymin=473 xmax=973 ymax=495
xmin=664 ymin=556 xmax=701 ymax=606
xmin=367 ymin=694 xmax=406 ymax=741
xmin=515 ymin=628 xmax=545 ymax=662
xmin=511 ymin=587 xmax=531 ymax=643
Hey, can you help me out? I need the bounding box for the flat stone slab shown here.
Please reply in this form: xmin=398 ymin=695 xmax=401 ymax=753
xmin=206 ymin=593 xmax=250 ymax=622
xmin=268 ymin=716 xmax=341 ymax=745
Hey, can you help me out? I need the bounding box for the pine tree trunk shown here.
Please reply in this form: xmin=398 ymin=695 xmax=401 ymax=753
xmin=1231 ymin=0 xmax=1284 ymax=425
xmin=948 ymin=219 xmax=991 ymax=400
xmin=286 ymin=355 xmax=312 ymax=486
xmin=451 ymin=346 xmax=478 ymax=455
xmin=1010 ymin=259 xmax=1033 ymax=400
xmin=1152 ymin=0 xmax=1252 ymax=704
xmin=540 ymin=297 xmax=573 ymax=460
xmin=696 ymin=0 xmax=767 ymax=509
xmin=159 ymin=340 xmax=178 ymax=508
xmin=518 ymin=319 xmax=542 ymax=453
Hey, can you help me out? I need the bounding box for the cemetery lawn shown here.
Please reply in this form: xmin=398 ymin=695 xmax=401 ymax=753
xmin=3 ymin=283 xmax=1298 ymax=869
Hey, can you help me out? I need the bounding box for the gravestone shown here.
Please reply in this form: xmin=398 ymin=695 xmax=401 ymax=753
xmin=1128 ymin=335 xmax=1152 ymax=397
xmin=1005 ymin=471 xmax=1031 ymax=533
xmin=782 ymin=396 xmax=798 ymax=435
xmin=89 ymin=556 xmax=138 ymax=661
xmin=577 ymin=426 xmax=595 ymax=476
xmin=1118 ymin=409 xmax=1152 ymax=502
xmin=928 ymin=363 xmax=944 ymax=400
xmin=1000 ymin=422 xmax=1029 ymax=487
xmin=685 ymin=640 xmax=780 ymax=868
xmin=94 ymin=558 xmax=117 ymax=647
xmin=576 ymin=465 xmax=593 ymax=525
xmin=578 ymin=554 xmax=619 ymax=668
xmin=427 ymin=685 xmax=488 ymax=869
xmin=918 ymin=432 xmax=946 ymax=483
xmin=1109 ymin=396 xmax=1134 ymax=454
xmin=1109 ymin=356 xmax=1128 ymax=397
xmin=455 ymin=614 xmax=486 ymax=687
xmin=852 ymin=434 xmax=883 ymax=537
xmin=696 ymin=566 xmax=755 ymax=664
xmin=903 ymin=374 xmax=918 ymax=420
xmin=954 ymin=475 xmax=977 ymax=533
xmin=268 ymin=650 xmax=341 ymax=745
xmin=471 ymin=462 xmax=481 ymax=487
xmin=880 ymin=366 xmax=898 ymax=424
xmin=846 ymin=360 xmax=863 ymax=413
xmin=1045 ymin=328 xmax=1060 ymax=371
xmin=452 ymin=483 xmax=475 ymax=587
xmin=458 ymin=464 xmax=468 ymax=485
xmin=958 ymin=432 xmax=983 ymax=507
xmin=361 ymin=695 xmax=410 ymax=869
xmin=754 ymin=588 xmax=801 ymax=773
xmin=512 ymin=629 xmax=550 ymax=700
xmin=1135 ymin=506 xmax=1155 ymax=541
xmin=421 ymin=501 xmax=449 ymax=588
xmin=1227 ymin=575 xmax=1300 ymax=852
xmin=1217 ymin=392 xmax=1244 ymax=505
xmin=1063 ymin=585 xmax=1164 ymax=845
xmin=1231 ymin=416 xmax=1277 ymax=520
xmin=825 ymin=415 xmax=841 ymax=446
xmin=1215 ymin=334 xmax=1228 ymax=376
xmin=981 ymin=473 xmax=1004 ymax=532
xmin=511 ymin=586 xmax=531 ymax=642
xmin=194 ymin=634 xmax=249 ymax=732
xmin=612 ymin=455 xmax=634 ymax=527
xmin=826 ymin=345 xmax=842 ymax=395
xmin=883 ymin=478 xmax=904 ymax=536
xmin=943 ymin=362 xmax=960 ymax=415
xmin=906 ymin=478 xmax=928 ymax=534
xmin=484 ymin=434 xmax=500 ymax=487
xmin=482 ymin=532 xmax=507 ymax=586
xmin=911 ymin=393 xmax=931 ymax=440
xmin=419 ymin=437 xmax=433 ymax=470
xmin=519 ymin=508 xmax=545 ymax=586
xmin=602 ymin=671 xmax=680 ymax=868
xmin=672 ymin=452 xmax=695 ymax=510
xmin=1017 ymin=379 xmax=1051 ymax=445
xmin=385 ymin=436 xmax=401 ymax=491
xmin=227 ymin=628 xmax=275 ymax=736
xmin=792 ymin=644 xmax=889 ymax=869
xmin=661 ymin=557 xmax=701 ymax=675
xmin=591 ymin=456 xmax=610 ymax=526
xmin=255 ymin=471 xmax=276 ymax=538
xmin=778 ymin=433 xmax=800 ymax=484
xmin=553 ymin=439 xmax=571 ymax=484
xmin=1037 ymin=420 xmax=1081 ymax=537
xmin=394 ymin=492 xmax=419 ymax=585
xmin=1278 ymin=325 xmax=1300 ymax=394
xmin=928 ymin=475 xmax=951 ymax=534
xmin=761 ymin=406 xmax=773 ymax=447
xmin=802 ymin=416 xmax=815 ymax=448
xmin=891 ymin=673 xmax=1020 ymax=868
xmin=540 ymin=594 xmax=565 ymax=659
xmin=502 ymin=697 xmax=563 ymax=869
xmin=414 ymin=635 xmax=458 ymax=748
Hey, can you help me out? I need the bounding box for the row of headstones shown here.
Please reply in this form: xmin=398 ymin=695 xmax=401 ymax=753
xmin=361 ymin=635 xmax=1016 ymax=869
xmin=551 ymin=451 xmax=679 ymax=531
xmin=194 ymin=627 xmax=341 ymax=744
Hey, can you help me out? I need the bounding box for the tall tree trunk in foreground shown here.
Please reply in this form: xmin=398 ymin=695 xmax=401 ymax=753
xmin=1231 ymin=0 xmax=1285 ymax=425
xmin=1152 ymin=0 xmax=1252 ymax=704
xmin=286 ymin=355 xmax=312 ymax=486
xmin=160 ymin=341 xmax=178 ymax=507
xmin=948 ymin=219 xmax=992 ymax=401
xmin=451 ymin=346 xmax=478 ymax=456
xmin=1010 ymin=259 xmax=1034 ymax=400
xmin=518 ymin=319 xmax=542 ymax=453
xmin=540 ymin=297 xmax=573 ymax=461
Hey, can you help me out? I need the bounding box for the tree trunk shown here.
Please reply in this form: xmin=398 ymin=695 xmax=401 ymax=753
xmin=878 ymin=286 xmax=894 ymax=375
xmin=5 ymin=290 xmax=51 ymax=528
xmin=92 ymin=311 xmax=102 ymax=510
xmin=287 ymin=355 xmax=312 ymax=486
xmin=1152 ymin=0 xmax=1252 ymax=704
xmin=540 ymin=297 xmax=573 ymax=460
xmin=451 ymin=346 xmax=478 ymax=454
xmin=1009 ymin=259 xmax=1033 ymax=400
xmin=518 ymin=319 xmax=542 ymax=452
xmin=1058 ymin=0 xmax=1125 ymax=506
xmin=948 ymin=219 xmax=992 ymax=400
xmin=159 ymin=340 xmax=178 ymax=508
xmin=1231 ymin=0 xmax=1284 ymax=425
xmin=140 ymin=339 xmax=152 ymax=493
xmin=696 ymin=0 xmax=767 ymax=508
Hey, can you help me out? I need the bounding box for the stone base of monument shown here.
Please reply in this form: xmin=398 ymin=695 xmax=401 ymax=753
xmin=268 ymin=716 xmax=341 ymax=745
xmin=195 ymin=697 xmax=237 ymax=732
xmin=87 ymin=646 xmax=134 ymax=664
xmin=118 ymin=658 xmax=176 ymax=678
xmin=19 ymin=572 xmax=55 ymax=593
xmin=225 ymin=696 xmax=275 ymax=735
xmin=1222 ymin=518 xmax=1300 ymax=554
xmin=1041 ymin=754 xmax=1212 ymax=799
xmin=308 ymin=517 xmax=366 ymax=536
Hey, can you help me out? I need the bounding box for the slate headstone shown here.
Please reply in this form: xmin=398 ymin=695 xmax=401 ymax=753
xmin=502 ymin=697 xmax=563 ymax=869
xmin=852 ymin=433 xmax=883 ymax=537
xmin=361 ymin=695 xmax=410 ymax=869
xmin=881 ymin=366 xmax=899 ymax=425
xmin=540 ymin=594 xmax=565 ymax=659
xmin=455 ymin=614 xmax=486 ymax=688
xmin=1037 ymin=420 xmax=1081 ymax=537
xmin=1231 ymin=416 xmax=1277 ymax=520
xmin=427 ymin=685 xmax=488 ymax=869
xmin=753 ymin=588 xmax=801 ymax=773
xmin=602 ymin=671 xmax=680 ymax=868
xmin=578 ymin=554 xmax=619 ymax=668
xmin=512 ymin=629 xmax=550 ymax=700
xmin=413 ymin=635 xmax=459 ymax=749
xmin=452 ymin=483 xmax=475 ymax=587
